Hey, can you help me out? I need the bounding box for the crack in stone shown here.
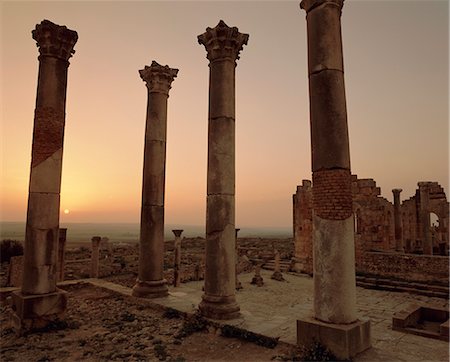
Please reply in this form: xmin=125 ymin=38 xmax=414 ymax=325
xmin=309 ymin=68 xmax=343 ymax=76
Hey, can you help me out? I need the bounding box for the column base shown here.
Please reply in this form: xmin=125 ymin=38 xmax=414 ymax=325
xmin=132 ymin=279 xmax=168 ymax=298
xmin=11 ymin=288 xmax=68 ymax=332
xmin=199 ymin=294 xmax=240 ymax=320
xmin=297 ymin=316 xmax=371 ymax=360
xmin=271 ymin=271 xmax=285 ymax=281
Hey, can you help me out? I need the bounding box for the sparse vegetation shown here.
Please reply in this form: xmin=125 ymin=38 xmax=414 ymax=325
xmin=176 ymin=312 xmax=207 ymax=338
xmin=0 ymin=239 xmax=24 ymax=263
xmin=299 ymin=341 xmax=348 ymax=361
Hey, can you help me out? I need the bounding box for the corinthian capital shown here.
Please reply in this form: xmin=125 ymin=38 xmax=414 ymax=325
xmin=32 ymin=20 xmax=78 ymax=61
xmin=198 ymin=20 xmax=249 ymax=63
xmin=139 ymin=61 xmax=178 ymax=95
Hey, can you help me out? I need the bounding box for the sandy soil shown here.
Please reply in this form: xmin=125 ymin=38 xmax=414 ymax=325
xmin=0 ymin=283 xmax=300 ymax=362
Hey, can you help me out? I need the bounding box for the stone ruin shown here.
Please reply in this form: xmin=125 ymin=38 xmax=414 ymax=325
xmin=293 ymin=177 xmax=450 ymax=275
xmin=11 ymin=2 xmax=448 ymax=359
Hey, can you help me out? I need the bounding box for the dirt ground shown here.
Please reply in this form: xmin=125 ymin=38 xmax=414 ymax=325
xmin=0 ymin=283 xmax=301 ymax=362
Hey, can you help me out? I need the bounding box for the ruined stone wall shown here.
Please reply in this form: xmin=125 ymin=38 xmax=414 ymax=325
xmin=358 ymin=252 xmax=449 ymax=283
xmin=401 ymin=182 xmax=449 ymax=254
xmin=352 ymin=176 xmax=395 ymax=253
xmin=292 ymin=180 xmax=313 ymax=274
xmin=293 ymin=174 xmax=395 ymax=273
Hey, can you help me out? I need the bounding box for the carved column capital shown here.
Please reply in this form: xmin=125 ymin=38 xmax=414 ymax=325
xmin=32 ymin=20 xmax=78 ymax=61
xmin=139 ymin=61 xmax=178 ymax=95
xmin=300 ymin=0 xmax=344 ymax=13
xmin=198 ymin=20 xmax=249 ymax=63
xmin=392 ymin=188 xmax=403 ymax=196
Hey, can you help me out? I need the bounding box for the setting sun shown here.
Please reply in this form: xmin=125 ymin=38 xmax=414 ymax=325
xmin=64 ymin=209 xmax=70 ymax=215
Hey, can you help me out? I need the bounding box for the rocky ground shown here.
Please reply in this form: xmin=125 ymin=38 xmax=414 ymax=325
xmin=0 ymin=282 xmax=305 ymax=362
xmin=0 ymin=237 xmax=312 ymax=361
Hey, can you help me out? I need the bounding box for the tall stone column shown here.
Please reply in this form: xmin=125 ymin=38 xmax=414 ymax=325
xmin=11 ymin=20 xmax=77 ymax=330
xmin=172 ymin=229 xmax=183 ymax=287
xmin=392 ymin=189 xmax=404 ymax=252
xmin=132 ymin=61 xmax=178 ymax=298
xmin=298 ymin=1 xmax=370 ymax=359
xmin=197 ymin=20 xmax=248 ymax=320
xmin=419 ymin=183 xmax=432 ymax=255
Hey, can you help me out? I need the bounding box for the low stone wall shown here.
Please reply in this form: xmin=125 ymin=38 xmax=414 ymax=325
xmin=358 ymin=252 xmax=449 ymax=283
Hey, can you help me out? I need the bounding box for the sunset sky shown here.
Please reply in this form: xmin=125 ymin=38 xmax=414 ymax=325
xmin=1 ymin=0 xmax=448 ymax=227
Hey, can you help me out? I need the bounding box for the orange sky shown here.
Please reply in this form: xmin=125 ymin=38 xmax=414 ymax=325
xmin=1 ymin=1 xmax=448 ymax=227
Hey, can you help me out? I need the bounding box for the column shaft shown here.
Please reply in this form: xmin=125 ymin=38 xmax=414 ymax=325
xmin=302 ymin=0 xmax=356 ymax=324
xmin=21 ymin=21 xmax=77 ymax=296
xmin=419 ymin=185 xmax=432 ymax=254
xmin=197 ymin=20 xmax=248 ymax=320
xmin=133 ymin=61 xmax=178 ymax=298
xmin=12 ymin=20 xmax=77 ymax=331
xmin=392 ymin=189 xmax=404 ymax=252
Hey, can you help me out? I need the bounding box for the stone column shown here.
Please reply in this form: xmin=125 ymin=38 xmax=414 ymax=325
xmin=419 ymin=183 xmax=432 ymax=255
xmin=392 ymin=189 xmax=404 ymax=252
xmin=57 ymin=228 xmax=67 ymax=281
xmin=271 ymin=249 xmax=284 ymax=281
xmin=90 ymin=236 xmax=101 ymax=278
xmin=132 ymin=61 xmax=178 ymax=298
xmin=172 ymin=229 xmax=183 ymax=287
xmin=298 ymin=1 xmax=370 ymax=359
xmin=197 ymin=20 xmax=248 ymax=320
xmin=235 ymin=228 xmax=243 ymax=290
xmin=11 ymin=20 xmax=77 ymax=330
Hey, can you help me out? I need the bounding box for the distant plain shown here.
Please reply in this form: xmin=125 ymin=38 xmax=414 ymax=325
xmin=0 ymin=222 xmax=292 ymax=243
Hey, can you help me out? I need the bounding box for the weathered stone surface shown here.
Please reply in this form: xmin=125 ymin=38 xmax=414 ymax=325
xmin=297 ymin=316 xmax=371 ymax=360
xmin=7 ymin=256 xmax=24 ymax=287
xmin=133 ymin=61 xmax=177 ymax=298
xmin=209 ymin=61 xmax=236 ymax=119
xmin=207 ymin=117 xmax=235 ymax=195
xmin=392 ymin=189 xmax=404 ymax=252
xmin=301 ymin=0 xmax=368 ymax=352
xmin=198 ymin=20 xmax=248 ymax=320
xmin=301 ymin=0 xmax=344 ymax=74
xmin=17 ymin=21 xmax=77 ymax=329
xmin=137 ymin=205 xmax=165 ymax=281
xmin=11 ymin=288 xmax=68 ymax=331
xmin=313 ymin=215 xmax=357 ymax=323
xmin=309 ymin=71 xmax=350 ymax=171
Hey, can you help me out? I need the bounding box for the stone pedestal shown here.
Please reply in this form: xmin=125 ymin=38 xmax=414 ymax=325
xmin=90 ymin=236 xmax=101 ymax=278
xmin=197 ymin=21 xmax=248 ymax=320
xmin=132 ymin=61 xmax=178 ymax=298
xmin=11 ymin=20 xmax=77 ymax=332
xmin=11 ymin=288 xmax=68 ymax=331
xmin=297 ymin=317 xmax=371 ymax=360
xmin=57 ymin=228 xmax=67 ymax=281
xmin=392 ymin=189 xmax=404 ymax=252
xmin=172 ymin=229 xmax=183 ymax=287
xmin=271 ymin=249 xmax=285 ymax=281
xmin=251 ymin=264 xmax=264 ymax=287
xmin=299 ymin=0 xmax=370 ymax=357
